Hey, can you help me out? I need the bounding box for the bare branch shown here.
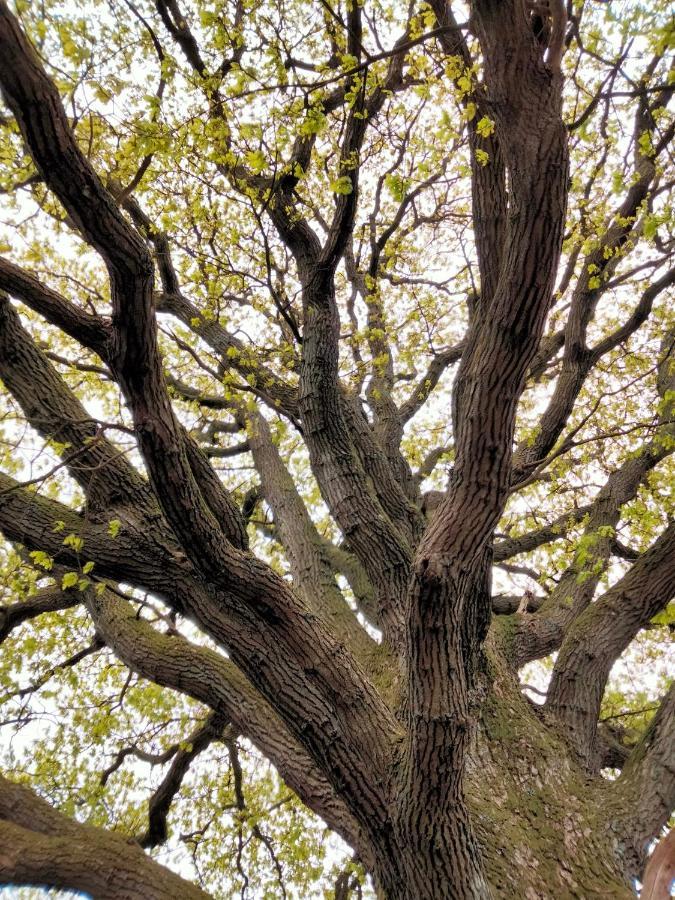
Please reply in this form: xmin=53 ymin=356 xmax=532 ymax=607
xmin=140 ymin=712 xmax=230 ymax=848
xmin=0 ymin=258 xmax=109 ymax=353
xmin=493 ymin=504 xmax=592 ymax=561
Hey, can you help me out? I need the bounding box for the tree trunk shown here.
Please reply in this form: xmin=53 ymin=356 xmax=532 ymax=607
xmin=367 ymin=638 xmax=638 ymax=898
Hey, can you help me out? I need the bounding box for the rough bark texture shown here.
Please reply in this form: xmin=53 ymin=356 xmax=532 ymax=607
xmin=0 ymin=775 xmax=210 ymax=900
xmin=0 ymin=0 xmax=672 ymax=897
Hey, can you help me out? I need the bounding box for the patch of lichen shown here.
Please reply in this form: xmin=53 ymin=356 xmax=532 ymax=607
xmin=488 ymin=614 xmax=520 ymax=662
xmin=367 ymin=641 xmax=400 ymax=705
xmin=465 ymin=645 xmax=636 ymax=896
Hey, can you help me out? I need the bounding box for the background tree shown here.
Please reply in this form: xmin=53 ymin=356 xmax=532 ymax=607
xmin=0 ymin=0 xmax=673 ymax=896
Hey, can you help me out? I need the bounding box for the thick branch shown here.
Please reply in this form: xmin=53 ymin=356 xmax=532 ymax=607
xmin=84 ymin=585 xmax=365 ymax=856
xmin=510 ymin=94 xmax=673 ymax=487
xmin=641 ymin=828 xmax=675 ymax=900
xmin=1 ymin=275 xmax=246 ymax=548
xmin=0 ymin=257 xmax=109 ymax=352
xmin=430 ymin=0 xmax=507 ymax=311
xmin=318 ymin=539 xmax=378 ymax=625
xmin=616 ymin=684 xmax=675 ymax=856
xmin=246 ymin=410 xmax=378 ymax=662
xmin=396 ymin=3 xmax=569 ymax=891
xmin=0 ymin=774 xmax=209 ymax=899
xmin=0 ymin=586 xmax=80 ymax=644
xmin=0 ymin=6 xmax=151 ymax=282
xmin=545 ymin=522 xmax=675 ymax=768
xmin=423 ymin=1 xmax=569 ymax=569
xmin=0 ymin=6 xmax=402 ymax=842
xmin=0 ymin=468 xmax=396 ymax=841
xmin=0 ymin=295 xmax=150 ymax=510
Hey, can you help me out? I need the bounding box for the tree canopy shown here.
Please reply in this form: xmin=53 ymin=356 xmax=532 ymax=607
xmin=0 ymin=0 xmax=673 ymax=897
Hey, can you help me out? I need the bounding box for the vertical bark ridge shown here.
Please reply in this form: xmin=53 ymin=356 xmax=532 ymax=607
xmin=395 ymin=4 xmax=569 ymax=893
xmin=299 ymin=280 xmax=413 ymax=648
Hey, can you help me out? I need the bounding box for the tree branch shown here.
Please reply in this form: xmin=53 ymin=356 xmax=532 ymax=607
xmin=397 ymin=1 xmax=569 ymax=887
xmin=493 ymin=504 xmax=592 ymax=562
xmin=616 ymin=684 xmax=675 ymax=858
xmin=0 ymin=294 xmax=150 ymax=511
xmin=0 ymin=585 xmax=80 ymax=644
xmin=84 ymin=584 xmax=366 ymax=858
xmin=511 ymin=87 xmax=673 ymax=488
xmin=511 ymin=328 xmax=675 ymax=666
xmin=140 ymin=711 xmax=230 ymax=848
xmin=0 ymin=8 xmax=402 ymax=842
xmin=429 ymin=0 xmax=507 ymax=313
xmin=0 ymin=257 xmax=109 ymax=353
xmin=246 ymin=410 xmax=378 ymax=663
xmin=545 ymin=522 xmax=675 ymax=767
xmin=0 ymin=773 xmax=210 ymax=899
xmin=641 ymin=827 xmax=675 ymax=900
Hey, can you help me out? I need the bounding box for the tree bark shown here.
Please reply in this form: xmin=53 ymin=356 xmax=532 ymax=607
xmin=0 ymin=775 xmax=210 ymax=900
xmin=0 ymin=1 xmax=671 ymax=897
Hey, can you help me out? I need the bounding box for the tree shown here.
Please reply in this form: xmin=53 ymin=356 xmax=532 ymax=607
xmin=0 ymin=0 xmax=672 ymax=895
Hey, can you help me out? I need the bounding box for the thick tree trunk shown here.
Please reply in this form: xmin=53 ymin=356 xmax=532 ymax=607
xmin=389 ymin=557 xmax=492 ymax=899
xmin=465 ymin=650 xmax=637 ymax=898
xmin=366 ymin=641 xmax=638 ymax=898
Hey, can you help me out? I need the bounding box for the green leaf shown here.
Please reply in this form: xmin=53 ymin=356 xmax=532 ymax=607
xmin=244 ymin=149 xmax=267 ymax=174
xmin=476 ymin=116 xmax=495 ymax=138
xmin=329 ymin=176 xmax=353 ymax=195
xmin=61 ymin=572 xmax=79 ymax=590
xmin=63 ymin=533 xmax=84 ymax=552
xmin=29 ymin=550 xmax=53 ymax=571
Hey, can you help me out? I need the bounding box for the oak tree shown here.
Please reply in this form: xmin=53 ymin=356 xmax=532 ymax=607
xmin=0 ymin=0 xmax=673 ymax=896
